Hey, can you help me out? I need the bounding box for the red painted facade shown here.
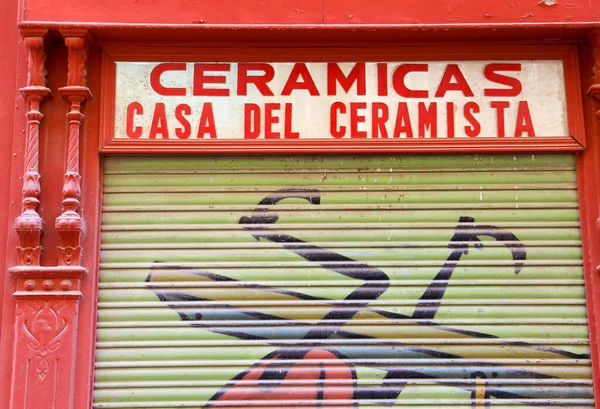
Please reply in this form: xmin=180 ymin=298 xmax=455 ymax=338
xmin=1 ymin=1 xmax=600 ymax=408
xmin=19 ymin=0 xmax=600 ymax=24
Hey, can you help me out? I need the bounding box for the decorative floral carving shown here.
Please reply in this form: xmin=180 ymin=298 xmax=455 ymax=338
xmin=21 ymin=301 xmax=69 ymax=380
xmin=21 ymin=171 xmax=41 ymax=199
xmin=23 ymin=36 xmax=47 ymax=88
xmin=16 ymin=247 xmax=42 ymax=266
xmin=14 ymin=210 xmax=43 ymax=233
xmin=64 ymin=36 xmax=87 ymax=87
xmin=56 ymin=246 xmax=82 ymax=266
xmin=61 ymin=172 xmax=81 ymax=207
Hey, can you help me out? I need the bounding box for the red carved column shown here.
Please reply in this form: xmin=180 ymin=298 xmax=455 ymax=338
xmin=8 ymin=29 xmax=89 ymax=409
xmin=15 ymin=30 xmax=51 ymax=267
xmin=56 ymin=29 xmax=92 ymax=267
xmin=587 ymin=31 xmax=600 ymax=120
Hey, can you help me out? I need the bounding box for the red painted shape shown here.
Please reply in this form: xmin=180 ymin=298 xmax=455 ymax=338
xmin=324 ymin=0 xmax=600 ymax=24
xmin=392 ymin=64 xmax=429 ymax=98
xmin=209 ymin=349 xmax=355 ymax=408
xmin=22 ymin=0 xmax=324 ymax=24
xmin=238 ymin=63 xmax=276 ymax=96
xmin=150 ymin=63 xmax=187 ymax=96
xmin=484 ymin=64 xmax=523 ymax=97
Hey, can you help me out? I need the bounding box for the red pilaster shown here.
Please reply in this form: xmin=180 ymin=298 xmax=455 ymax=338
xmin=8 ymin=29 xmax=90 ymax=409
xmin=578 ymin=29 xmax=600 ymax=404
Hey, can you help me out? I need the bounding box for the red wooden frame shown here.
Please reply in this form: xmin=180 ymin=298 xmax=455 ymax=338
xmin=99 ymin=44 xmax=586 ymax=154
xmin=2 ymin=26 xmax=600 ymax=409
xmin=19 ymin=0 xmax=600 ymax=26
xmin=78 ymin=38 xmax=600 ymax=409
xmin=576 ymin=31 xmax=600 ymax=405
xmin=73 ymin=46 xmax=104 ymax=409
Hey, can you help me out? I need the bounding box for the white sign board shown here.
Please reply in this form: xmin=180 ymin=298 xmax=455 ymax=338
xmin=114 ymin=61 xmax=568 ymax=141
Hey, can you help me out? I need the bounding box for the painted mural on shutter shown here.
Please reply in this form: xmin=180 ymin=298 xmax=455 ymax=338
xmin=94 ymin=154 xmax=594 ymax=408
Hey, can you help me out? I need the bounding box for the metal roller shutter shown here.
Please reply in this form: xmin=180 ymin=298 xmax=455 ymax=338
xmin=94 ymin=154 xmax=594 ymax=409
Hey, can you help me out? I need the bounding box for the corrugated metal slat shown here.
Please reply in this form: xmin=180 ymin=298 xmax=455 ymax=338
xmin=94 ymin=154 xmax=594 ymax=408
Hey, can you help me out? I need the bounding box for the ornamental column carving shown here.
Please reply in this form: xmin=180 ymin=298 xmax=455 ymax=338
xmin=56 ymin=29 xmax=92 ymax=267
xmin=9 ymin=267 xmax=86 ymax=409
xmin=9 ymin=29 xmax=90 ymax=409
xmin=14 ymin=29 xmax=51 ymax=267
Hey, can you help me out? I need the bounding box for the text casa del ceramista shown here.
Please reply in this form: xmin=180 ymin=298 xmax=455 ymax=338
xmin=122 ymin=62 xmax=543 ymax=140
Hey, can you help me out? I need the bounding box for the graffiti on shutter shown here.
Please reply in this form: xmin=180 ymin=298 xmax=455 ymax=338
xmin=95 ymin=154 xmax=594 ymax=409
xmin=148 ymin=192 xmax=532 ymax=407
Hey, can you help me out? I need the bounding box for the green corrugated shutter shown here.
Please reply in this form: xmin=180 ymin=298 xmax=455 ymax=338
xmin=94 ymin=154 xmax=594 ymax=409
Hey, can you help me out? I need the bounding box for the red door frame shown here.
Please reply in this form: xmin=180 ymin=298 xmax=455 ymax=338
xmin=99 ymin=44 xmax=585 ymax=154
xmin=1 ymin=25 xmax=600 ymax=409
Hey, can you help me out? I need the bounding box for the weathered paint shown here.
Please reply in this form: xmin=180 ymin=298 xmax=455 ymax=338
xmin=94 ymin=154 xmax=594 ymax=408
xmin=19 ymin=0 xmax=600 ymax=25
xmin=0 ymin=1 xmax=598 ymax=409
